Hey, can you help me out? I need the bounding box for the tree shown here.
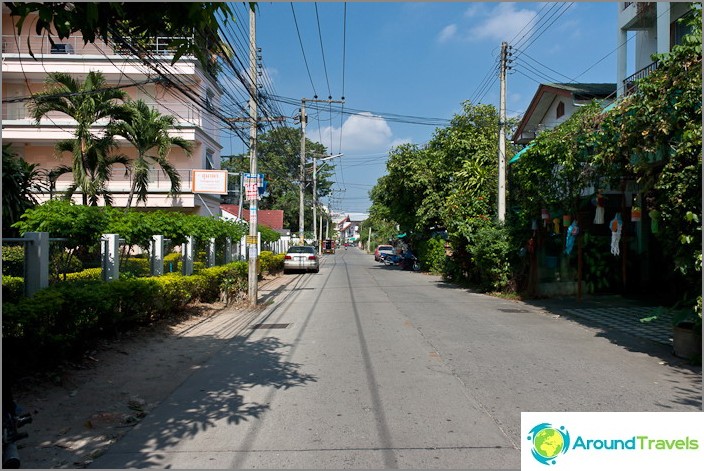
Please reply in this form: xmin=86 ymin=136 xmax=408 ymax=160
xmin=6 ymin=2 xmax=242 ymax=75
xmin=221 ymin=126 xmax=332 ymax=232
xmin=109 ymin=100 xmax=192 ymax=208
xmin=30 ymin=71 xmax=131 ymax=206
xmin=2 ymin=145 xmax=47 ymax=237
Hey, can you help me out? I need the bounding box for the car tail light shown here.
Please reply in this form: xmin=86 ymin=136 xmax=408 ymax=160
xmin=308 ymin=256 xmax=317 ymax=260
xmin=285 ymin=255 xmax=292 ymax=260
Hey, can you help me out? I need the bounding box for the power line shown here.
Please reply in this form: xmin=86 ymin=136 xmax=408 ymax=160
xmin=291 ymin=2 xmax=318 ymax=97
xmin=314 ymin=2 xmax=333 ymax=99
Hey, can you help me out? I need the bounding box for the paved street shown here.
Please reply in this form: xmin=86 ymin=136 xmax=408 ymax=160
xmin=93 ymin=247 xmax=701 ymax=469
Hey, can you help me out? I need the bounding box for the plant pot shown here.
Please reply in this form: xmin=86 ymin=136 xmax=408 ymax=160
xmin=672 ymin=323 xmax=702 ymax=359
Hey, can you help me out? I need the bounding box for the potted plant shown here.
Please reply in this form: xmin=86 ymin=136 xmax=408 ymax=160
xmin=670 ymin=298 xmax=702 ymax=361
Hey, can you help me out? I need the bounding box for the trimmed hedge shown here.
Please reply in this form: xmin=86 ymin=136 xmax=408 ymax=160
xmin=1 ymin=261 xmax=249 ymax=375
xmin=2 ymin=275 xmax=24 ymax=303
xmin=259 ymin=251 xmax=285 ymax=275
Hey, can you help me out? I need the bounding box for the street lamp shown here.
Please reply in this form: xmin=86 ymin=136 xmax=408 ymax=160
xmin=312 ymin=153 xmax=342 ymax=253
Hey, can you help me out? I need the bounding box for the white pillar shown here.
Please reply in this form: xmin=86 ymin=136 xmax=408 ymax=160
xmin=225 ymin=237 xmax=233 ymax=264
xmin=208 ymin=237 xmax=216 ymax=267
xmin=24 ymin=232 xmax=49 ymax=296
xmin=151 ymin=235 xmax=165 ymax=276
xmin=101 ymin=234 xmax=120 ymax=281
xmin=617 ymin=28 xmax=628 ymax=97
xmin=181 ymin=236 xmax=195 ymax=275
xmin=656 ymin=2 xmax=670 ymax=55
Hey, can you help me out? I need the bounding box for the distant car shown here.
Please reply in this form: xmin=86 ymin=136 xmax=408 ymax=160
xmin=374 ymin=244 xmax=395 ymax=262
xmin=284 ymin=245 xmax=320 ymax=274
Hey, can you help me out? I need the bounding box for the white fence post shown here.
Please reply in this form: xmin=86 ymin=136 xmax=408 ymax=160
xmin=181 ymin=236 xmax=195 ymax=275
xmin=208 ymin=237 xmax=216 ymax=267
xmin=24 ymin=232 xmax=49 ymax=296
xmin=240 ymin=235 xmax=247 ymax=260
xmin=101 ymin=234 xmax=120 ymax=281
xmin=151 ymin=235 xmax=165 ymax=276
xmin=225 ymin=237 xmax=233 ymax=264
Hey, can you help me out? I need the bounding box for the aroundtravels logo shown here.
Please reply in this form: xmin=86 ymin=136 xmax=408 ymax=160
xmin=526 ymin=423 xmax=571 ymax=465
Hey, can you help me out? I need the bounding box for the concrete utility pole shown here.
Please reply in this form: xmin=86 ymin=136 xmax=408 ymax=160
xmin=247 ymin=7 xmax=258 ymax=306
xmin=312 ymin=153 xmax=343 ymax=253
xmin=298 ymin=97 xmax=344 ymax=245
xmin=498 ymin=41 xmax=508 ymax=223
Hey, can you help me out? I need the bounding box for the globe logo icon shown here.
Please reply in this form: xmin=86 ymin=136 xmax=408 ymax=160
xmin=527 ymin=423 xmax=570 ymax=465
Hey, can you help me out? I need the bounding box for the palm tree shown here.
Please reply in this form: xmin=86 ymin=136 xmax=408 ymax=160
xmin=1 ymin=144 xmax=47 ymax=237
xmin=30 ymin=71 xmax=131 ymax=206
xmin=110 ymin=100 xmax=192 ymax=208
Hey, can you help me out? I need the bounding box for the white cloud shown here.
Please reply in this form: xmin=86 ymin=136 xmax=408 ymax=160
xmin=469 ymin=3 xmax=537 ymax=42
xmin=437 ymin=24 xmax=458 ymax=43
xmin=311 ymin=112 xmax=402 ymax=155
xmin=463 ymin=4 xmax=485 ymax=18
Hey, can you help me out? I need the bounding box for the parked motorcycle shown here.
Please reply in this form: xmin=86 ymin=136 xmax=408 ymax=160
xmin=400 ymin=252 xmax=421 ymax=272
xmin=380 ymin=253 xmax=401 ymax=266
xmin=3 ymin=387 xmax=32 ymax=469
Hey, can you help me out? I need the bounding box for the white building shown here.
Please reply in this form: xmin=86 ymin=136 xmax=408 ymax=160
xmin=1 ymin=6 xmax=223 ymax=215
xmin=617 ymin=2 xmax=695 ymax=96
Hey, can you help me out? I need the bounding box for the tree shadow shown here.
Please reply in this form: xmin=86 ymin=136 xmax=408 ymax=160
xmin=88 ymin=335 xmax=317 ymax=468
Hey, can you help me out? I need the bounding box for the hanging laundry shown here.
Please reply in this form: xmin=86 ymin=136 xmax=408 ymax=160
xmin=610 ymin=213 xmax=622 ymax=256
xmin=564 ymin=220 xmax=579 ymax=255
xmin=593 ymin=190 xmax=606 ymax=224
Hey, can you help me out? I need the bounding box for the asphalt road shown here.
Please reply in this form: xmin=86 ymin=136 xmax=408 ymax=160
xmin=93 ymin=247 xmax=701 ymax=469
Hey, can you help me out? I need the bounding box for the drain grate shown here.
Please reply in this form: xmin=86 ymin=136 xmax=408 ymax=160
xmin=250 ymin=323 xmax=291 ymax=329
xmin=497 ymin=308 xmax=530 ymax=313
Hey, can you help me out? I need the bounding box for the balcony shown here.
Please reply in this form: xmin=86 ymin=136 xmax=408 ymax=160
xmin=623 ymin=61 xmax=659 ymax=95
xmin=2 ymin=100 xmax=214 ymax=131
xmin=2 ymin=34 xmax=193 ymax=57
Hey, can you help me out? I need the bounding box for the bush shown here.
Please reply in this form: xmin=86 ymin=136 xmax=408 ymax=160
xmin=163 ymin=252 xmax=181 ymax=273
xmin=63 ymin=267 xmax=103 ymax=282
xmin=470 ymin=224 xmax=512 ymax=292
xmin=2 ymin=245 xmax=24 ymax=277
xmin=418 ymin=237 xmax=446 ymax=274
xmin=2 ymin=275 xmax=24 ymax=303
xmin=122 ymin=257 xmax=150 ymax=277
xmin=259 ymin=251 xmax=284 ymax=275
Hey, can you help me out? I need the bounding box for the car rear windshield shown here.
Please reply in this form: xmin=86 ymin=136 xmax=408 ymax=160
xmin=288 ymin=246 xmax=315 ymax=254
xmin=379 ymin=245 xmax=393 ymax=250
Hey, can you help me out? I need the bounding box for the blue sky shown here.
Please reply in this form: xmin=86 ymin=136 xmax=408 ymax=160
xmin=222 ymin=2 xmax=625 ymax=216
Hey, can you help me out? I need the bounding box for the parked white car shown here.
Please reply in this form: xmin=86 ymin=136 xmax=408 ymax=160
xmin=283 ymin=246 xmax=320 ymax=274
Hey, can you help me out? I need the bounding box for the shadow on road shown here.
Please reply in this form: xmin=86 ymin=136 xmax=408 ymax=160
xmin=94 ymin=335 xmax=317 ymax=468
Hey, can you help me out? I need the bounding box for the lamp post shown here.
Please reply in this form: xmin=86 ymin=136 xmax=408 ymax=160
xmin=312 ymin=153 xmax=343 ymax=253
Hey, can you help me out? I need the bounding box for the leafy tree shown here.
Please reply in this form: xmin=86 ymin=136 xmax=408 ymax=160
xmin=30 ymin=71 xmax=131 ymax=206
xmin=221 ymin=126 xmax=333 ymax=232
xmin=109 ymin=100 xmax=192 ymax=208
xmin=595 ymin=6 xmax=702 ymax=301
xmin=2 ymin=145 xmax=46 ymax=237
xmin=6 ymin=2 xmax=241 ymax=74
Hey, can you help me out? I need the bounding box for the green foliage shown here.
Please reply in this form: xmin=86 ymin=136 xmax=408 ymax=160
xmin=259 ymin=251 xmax=284 ymax=275
xmin=1 ymin=260 xmax=250 ymax=374
xmin=2 ymin=276 xmax=24 ymax=304
xmin=466 ymin=221 xmax=513 ymax=292
xmin=2 ymin=245 xmax=25 ymax=277
xmin=122 ymin=257 xmax=151 ymax=277
xmin=6 ymin=2 xmax=237 ymax=74
xmin=417 ymin=237 xmax=447 ymax=274
xmin=221 ymin=126 xmax=332 ymax=232
xmin=2 ymin=145 xmax=46 ymax=237
xmin=63 ymin=267 xmax=103 ymax=282
xmin=580 ymin=233 xmax=619 ymax=294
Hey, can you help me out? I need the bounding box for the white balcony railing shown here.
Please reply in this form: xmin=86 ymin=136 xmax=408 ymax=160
xmin=48 ymin=168 xmax=196 ymax=193
xmin=2 ymin=101 xmax=213 ymax=130
xmin=2 ymin=34 xmax=193 ymax=58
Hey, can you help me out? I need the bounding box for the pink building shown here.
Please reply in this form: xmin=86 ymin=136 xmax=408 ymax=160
xmin=2 ymin=5 xmax=224 ymax=215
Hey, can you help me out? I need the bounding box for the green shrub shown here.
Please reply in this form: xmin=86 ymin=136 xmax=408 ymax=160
xmin=259 ymin=251 xmax=284 ymax=275
xmin=418 ymin=237 xmax=446 ymax=274
xmin=2 ymin=275 xmax=24 ymax=303
xmin=468 ymin=223 xmax=512 ymax=292
xmin=122 ymin=257 xmax=150 ymax=277
xmin=63 ymin=267 xmax=103 ymax=282
xmin=163 ymin=252 xmax=181 ymax=273
xmin=2 ymin=245 xmax=24 ymax=277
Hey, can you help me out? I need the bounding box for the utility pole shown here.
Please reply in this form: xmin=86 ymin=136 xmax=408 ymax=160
xmin=498 ymin=41 xmax=508 ymax=223
xmin=298 ymin=97 xmax=344 ymax=246
xmin=247 ymin=7 xmax=258 ymax=306
xmin=312 ymin=153 xmax=342 ymax=253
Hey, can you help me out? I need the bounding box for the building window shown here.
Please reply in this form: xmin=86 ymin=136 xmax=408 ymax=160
xmin=205 ymin=150 xmax=215 ymax=170
xmin=556 ymin=101 xmax=565 ymax=119
xmin=205 ymin=89 xmax=215 ymax=110
xmin=671 ymin=13 xmax=694 ymax=48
